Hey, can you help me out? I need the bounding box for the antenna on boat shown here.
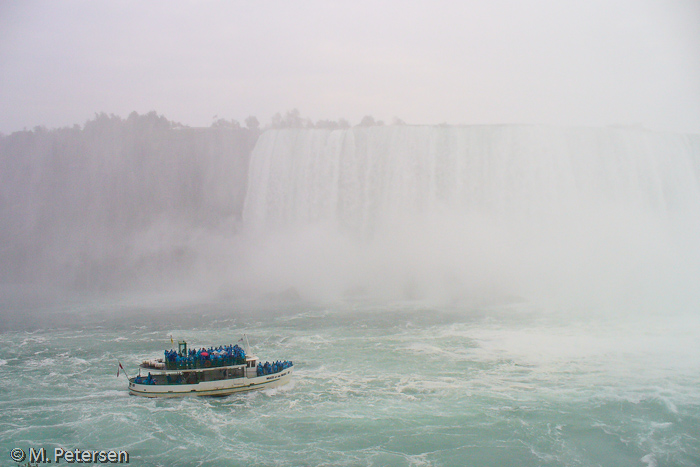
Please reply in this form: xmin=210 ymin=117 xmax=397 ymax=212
xmin=244 ymin=334 xmax=251 ymax=355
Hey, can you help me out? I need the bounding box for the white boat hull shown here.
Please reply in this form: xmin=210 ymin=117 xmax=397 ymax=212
xmin=128 ymin=367 xmax=293 ymax=398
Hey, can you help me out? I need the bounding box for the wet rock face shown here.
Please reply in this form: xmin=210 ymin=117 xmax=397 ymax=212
xmin=0 ymin=116 xmax=258 ymax=291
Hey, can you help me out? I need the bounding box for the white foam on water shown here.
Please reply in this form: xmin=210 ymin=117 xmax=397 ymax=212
xmin=641 ymin=454 xmax=658 ymax=467
xmin=19 ymin=335 xmax=47 ymax=347
xmin=2 ymin=299 xmax=698 ymax=466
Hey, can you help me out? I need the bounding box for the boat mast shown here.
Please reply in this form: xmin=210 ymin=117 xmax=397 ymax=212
xmin=244 ymin=334 xmax=251 ymax=355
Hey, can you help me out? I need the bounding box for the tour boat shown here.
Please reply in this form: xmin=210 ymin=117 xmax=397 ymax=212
xmin=126 ymin=339 xmax=293 ymax=397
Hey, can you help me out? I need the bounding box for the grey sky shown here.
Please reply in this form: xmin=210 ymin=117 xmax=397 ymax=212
xmin=1 ymin=0 xmax=699 ymax=134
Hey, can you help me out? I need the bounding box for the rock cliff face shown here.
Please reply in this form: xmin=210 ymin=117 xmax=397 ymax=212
xmin=0 ymin=113 xmax=258 ymax=290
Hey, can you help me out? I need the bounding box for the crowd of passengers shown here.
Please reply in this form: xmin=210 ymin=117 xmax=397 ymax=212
xmin=257 ymin=360 xmax=293 ymax=376
xmin=133 ymin=372 xmax=157 ymax=385
xmin=163 ymin=344 xmax=245 ymax=368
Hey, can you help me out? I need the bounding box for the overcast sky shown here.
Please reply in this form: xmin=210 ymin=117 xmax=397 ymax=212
xmin=1 ymin=0 xmax=699 ymax=134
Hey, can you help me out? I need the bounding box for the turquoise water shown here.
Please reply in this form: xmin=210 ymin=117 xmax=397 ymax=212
xmin=1 ymin=298 xmax=698 ymax=467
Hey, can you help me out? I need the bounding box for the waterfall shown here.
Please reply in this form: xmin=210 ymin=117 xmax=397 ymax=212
xmin=238 ymin=125 xmax=700 ymax=306
xmin=244 ymin=125 xmax=700 ymax=233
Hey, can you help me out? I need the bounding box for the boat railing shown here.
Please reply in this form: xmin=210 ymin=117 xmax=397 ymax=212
xmin=134 ymin=365 xmax=247 ymax=385
xmin=256 ymin=360 xmax=293 ymax=376
xmin=163 ymin=356 xmax=246 ymax=371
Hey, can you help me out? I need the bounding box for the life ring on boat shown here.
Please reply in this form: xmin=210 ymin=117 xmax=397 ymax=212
xmin=204 ymin=361 xmax=211 ymax=368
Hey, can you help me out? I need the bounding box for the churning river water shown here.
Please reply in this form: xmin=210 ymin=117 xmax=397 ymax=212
xmin=1 ymin=297 xmax=698 ymax=467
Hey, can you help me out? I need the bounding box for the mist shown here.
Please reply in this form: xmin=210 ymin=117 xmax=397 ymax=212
xmin=2 ymin=1 xmax=700 ymax=314
xmin=1 ymin=116 xmax=699 ymax=318
xmin=0 ymin=113 xmax=257 ymax=296
xmin=232 ymin=125 xmax=700 ymax=311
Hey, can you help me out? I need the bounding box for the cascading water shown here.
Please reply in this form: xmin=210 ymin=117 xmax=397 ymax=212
xmin=239 ymin=125 xmax=700 ymax=306
xmin=244 ymin=125 xmax=700 ymax=230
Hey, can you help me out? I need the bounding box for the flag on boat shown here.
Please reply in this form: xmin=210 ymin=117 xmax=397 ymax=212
xmin=117 ymin=361 xmax=124 ymax=377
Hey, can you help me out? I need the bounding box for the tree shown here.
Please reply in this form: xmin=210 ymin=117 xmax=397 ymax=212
xmin=245 ymin=116 xmax=260 ymax=130
xmin=211 ymin=118 xmax=241 ymax=129
xmin=358 ymin=115 xmax=383 ymax=127
xmin=269 ymin=108 xmax=307 ymax=129
xmin=358 ymin=115 xmax=375 ymax=127
xmin=283 ymin=108 xmax=304 ymax=128
xmin=270 ymin=112 xmax=283 ymax=128
xmin=125 ymin=111 xmax=171 ymax=132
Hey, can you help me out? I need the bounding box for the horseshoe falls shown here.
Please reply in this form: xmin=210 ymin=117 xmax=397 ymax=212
xmin=2 ymin=125 xmax=700 ymax=467
xmin=244 ymin=126 xmax=700 ymax=230
xmin=240 ymin=125 xmax=700 ymax=309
